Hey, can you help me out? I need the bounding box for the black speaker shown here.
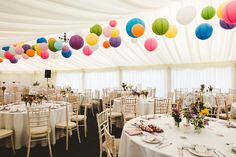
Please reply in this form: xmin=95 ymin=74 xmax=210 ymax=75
xmin=45 ymin=70 xmax=51 ymax=78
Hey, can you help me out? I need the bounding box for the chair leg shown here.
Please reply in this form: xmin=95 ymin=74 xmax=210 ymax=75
xmin=10 ymin=135 xmax=15 ymax=155
xmin=84 ymin=120 xmax=87 ymax=137
xmin=110 ymin=119 xmax=113 ymax=133
xmin=66 ymin=129 xmax=69 ymax=151
xmin=47 ymin=134 xmax=52 ymax=157
xmin=26 ymin=136 xmax=31 ymax=157
xmin=91 ymin=107 xmax=94 ymax=116
xmin=76 ymin=125 xmax=81 ymax=143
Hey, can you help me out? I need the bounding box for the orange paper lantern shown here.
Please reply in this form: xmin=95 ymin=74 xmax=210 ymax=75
xmin=131 ymin=24 xmax=145 ymax=37
xmin=0 ymin=58 xmax=3 ymax=63
xmin=103 ymin=41 xmax=110 ymax=48
xmin=26 ymin=49 xmax=35 ymax=57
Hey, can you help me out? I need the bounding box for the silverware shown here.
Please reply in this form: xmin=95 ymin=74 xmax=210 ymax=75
xmin=158 ymin=142 xmax=172 ymax=149
xmin=178 ymin=147 xmax=184 ymax=156
xmin=218 ymin=151 xmax=226 ymax=157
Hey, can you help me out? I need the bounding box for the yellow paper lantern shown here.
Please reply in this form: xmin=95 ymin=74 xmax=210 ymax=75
xmin=86 ymin=33 xmax=99 ymax=46
xmin=110 ymin=28 xmax=120 ymax=38
xmin=165 ymin=25 xmax=178 ymax=38
xmin=217 ymin=2 xmax=227 ymax=19
xmin=35 ymin=44 xmax=41 ymax=56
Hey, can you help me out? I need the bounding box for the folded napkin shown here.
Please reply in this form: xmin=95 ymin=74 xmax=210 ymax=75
xmin=125 ymin=128 xmax=142 ymax=136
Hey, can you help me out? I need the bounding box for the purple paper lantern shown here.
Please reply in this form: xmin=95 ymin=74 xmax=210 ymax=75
xmin=220 ymin=20 xmax=236 ymax=30
xmin=69 ymin=35 xmax=84 ymax=50
xmin=109 ymin=37 xmax=121 ymax=48
xmin=22 ymin=44 xmax=31 ymax=53
xmin=10 ymin=58 xmax=18 ymax=64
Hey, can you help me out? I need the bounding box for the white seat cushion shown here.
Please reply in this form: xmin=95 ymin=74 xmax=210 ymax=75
xmin=30 ymin=126 xmax=49 ymax=135
xmin=219 ymin=113 xmax=229 ymax=120
xmin=109 ymin=112 xmax=122 ymax=118
xmin=55 ymin=121 xmax=76 ymax=129
xmin=0 ymin=129 xmax=13 ymax=139
xmin=124 ymin=114 xmax=136 ymax=121
xmin=71 ymin=115 xmax=86 ymax=121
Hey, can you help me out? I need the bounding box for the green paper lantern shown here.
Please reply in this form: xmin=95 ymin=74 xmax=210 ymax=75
xmin=201 ymin=6 xmax=216 ymax=20
xmin=90 ymin=24 xmax=102 ymax=36
xmin=32 ymin=45 xmax=36 ymax=51
xmin=48 ymin=41 xmax=57 ymax=52
xmin=152 ymin=18 xmax=169 ymax=35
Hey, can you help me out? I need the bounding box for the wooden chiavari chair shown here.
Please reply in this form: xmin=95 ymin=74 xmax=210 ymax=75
xmin=122 ymin=98 xmax=137 ymax=123
xmin=0 ymin=129 xmax=15 ymax=155
xmin=153 ymin=98 xmax=169 ymax=114
xmin=27 ymin=106 xmax=52 ymax=157
xmin=104 ymin=127 xmax=120 ymax=157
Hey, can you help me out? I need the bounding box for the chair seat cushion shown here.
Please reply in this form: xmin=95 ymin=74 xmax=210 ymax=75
xmin=56 ymin=121 xmax=76 ymax=129
xmin=0 ymin=129 xmax=13 ymax=139
xmin=71 ymin=115 xmax=86 ymax=121
xmin=109 ymin=112 xmax=122 ymax=118
xmin=219 ymin=113 xmax=229 ymax=120
xmin=102 ymin=139 xmax=120 ymax=153
xmin=30 ymin=126 xmax=49 ymax=135
xmin=124 ymin=114 xmax=136 ymax=121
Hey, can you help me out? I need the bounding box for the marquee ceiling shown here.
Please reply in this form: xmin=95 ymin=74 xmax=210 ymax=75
xmin=0 ymin=0 xmax=236 ymax=71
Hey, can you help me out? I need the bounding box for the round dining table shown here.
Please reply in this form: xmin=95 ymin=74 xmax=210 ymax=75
xmin=0 ymin=102 xmax=68 ymax=149
xmin=118 ymin=115 xmax=236 ymax=157
xmin=113 ymin=97 xmax=155 ymax=115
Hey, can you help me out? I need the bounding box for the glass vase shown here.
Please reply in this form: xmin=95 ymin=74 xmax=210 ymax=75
xmin=194 ymin=126 xmax=201 ymax=133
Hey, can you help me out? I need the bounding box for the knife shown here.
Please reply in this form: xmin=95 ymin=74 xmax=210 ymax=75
xmin=158 ymin=142 xmax=172 ymax=149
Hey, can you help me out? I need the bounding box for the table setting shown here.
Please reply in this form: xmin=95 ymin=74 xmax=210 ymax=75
xmin=118 ymin=114 xmax=236 ymax=157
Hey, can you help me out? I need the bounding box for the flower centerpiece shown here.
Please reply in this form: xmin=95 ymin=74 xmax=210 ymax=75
xmin=132 ymin=89 xmax=140 ymax=97
xmin=33 ymin=81 xmax=40 ymax=86
xmin=172 ymin=108 xmax=182 ymax=127
xmin=121 ymin=83 xmax=127 ymax=91
xmin=183 ymin=98 xmax=209 ymax=133
xmin=35 ymin=93 xmax=47 ymax=104
xmin=21 ymin=94 xmax=35 ymax=106
xmin=208 ymin=85 xmax=213 ymax=93
xmin=140 ymin=90 xmax=148 ymax=98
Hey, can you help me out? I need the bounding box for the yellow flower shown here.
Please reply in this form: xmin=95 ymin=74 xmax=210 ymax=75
xmin=199 ymin=108 xmax=209 ymax=116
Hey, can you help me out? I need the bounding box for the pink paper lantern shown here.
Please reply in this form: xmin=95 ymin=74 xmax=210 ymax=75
xmin=22 ymin=54 xmax=29 ymax=59
xmin=4 ymin=51 xmax=14 ymax=60
xmin=15 ymin=47 xmax=24 ymax=55
xmin=103 ymin=26 xmax=112 ymax=37
xmin=40 ymin=43 xmax=48 ymax=51
xmin=62 ymin=45 xmax=69 ymax=52
xmin=109 ymin=20 xmax=117 ymax=27
xmin=223 ymin=0 xmax=236 ymax=24
xmin=144 ymin=38 xmax=157 ymax=52
xmin=83 ymin=46 xmax=93 ymax=56
xmin=41 ymin=51 xmax=49 ymax=59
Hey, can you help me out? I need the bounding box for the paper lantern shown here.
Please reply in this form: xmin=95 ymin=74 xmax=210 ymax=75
xmin=103 ymin=41 xmax=110 ymax=48
xmin=10 ymin=58 xmax=18 ymax=64
xmin=41 ymin=51 xmax=49 ymax=59
xmin=40 ymin=43 xmax=48 ymax=51
xmin=62 ymin=50 xmax=72 ymax=58
xmin=4 ymin=51 xmax=14 ymax=60
xmin=22 ymin=44 xmax=31 ymax=53
xmin=223 ymin=0 xmax=236 ymax=24
xmin=109 ymin=37 xmax=121 ymax=48
xmin=9 ymin=47 xmax=16 ymax=55
xmin=195 ymin=23 xmax=213 ymax=40
xmin=83 ymin=46 xmax=93 ymax=56
xmin=90 ymin=24 xmax=102 ymax=36
xmin=54 ymin=41 xmax=63 ymax=50
xmin=165 ymin=25 xmax=178 ymax=38
xmin=37 ymin=37 xmax=47 ymax=43
xmin=22 ymin=54 xmax=29 ymax=59
xmin=69 ymin=35 xmax=84 ymax=50
xmin=89 ymin=44 xmax=99 ymax=51
xmin=144 ymin=38 xmax=157 ymax=51
xmin=126 ymin=18 xmax=145 ymax=38
xmin=217 ymin=2 xmax=227 ymax=19
xmin=103 ymin=26 xmax=112 ymax=38
xmin=110 ymin=28 xmax=120 ymax=38
xmin=176 ymin=6 xmax=196 ymax=25
xmin=86 ymin=33 xmax=99 ymax=46
xmin=15 ymin=47 xmax=24 ymax=55
xmin=152 ymin=18 xmax=169 ymax=35
xmin=220 ymin=19 xmax=236 ymax=29
xmin=201 ymin=6 xmax=216 ymax=20
xmin=35 ymin=44 xmax=41 ymax=56
xmin=51 ymin=52 xmax=59 ymax=60
xmin=26 ymin=49 xmax=35 ymax=57
xmin=2 ymin=46 xmax=10 ymax=51
xmin=109 ymin=20 xmax=117 ymax=27
xmin=62 ymin=45 xmax=70 ymax=52
xmin=131 ymin=24 xmax=145 ymax=37
xmin=48 ymin=38 xmax=57 ymax=52
xmin=0 ymin=58 xmax=3 ymax=63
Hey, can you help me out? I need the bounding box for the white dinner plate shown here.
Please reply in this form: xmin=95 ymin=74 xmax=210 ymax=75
xmin=142 ymin=135 xmax=163 ymax=144
xmin=187 ymin=148 xmax=214 ymax=157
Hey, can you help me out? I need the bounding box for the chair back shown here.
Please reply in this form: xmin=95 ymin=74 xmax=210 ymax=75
xmin=104 ymin=127 xmax=116 ymax=157
xmin=212 ymin=88 xmax=221 ymax=94
xmin=229 ymin=89 xmax=236 ymax=95
xmin=180 ymin=88 xmax=188 ymax=93
xmin=122 ymin=98 xmax=137 ymax=118
xmin=215 ymin=95 xmax=226 ymax=119
xmin=27 ymin=106 xmax=51 ymax=133
xmin=153 ymin=98 xmax=168 ymax=114
xmin=94 ymin=90 xmax=100 ymax=99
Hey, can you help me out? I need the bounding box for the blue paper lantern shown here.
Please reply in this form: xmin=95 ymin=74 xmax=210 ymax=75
xmin=61 ymin=49 xmax=72 ymax=58
xmin=37 ymin=37 xmax=47 ymax=44
xmin=2 ymin=46 xmax=10 ymax=51
xmin=126 ymin=18 xmax=145 ymax=38
xmin=54 ymin=41 xmax=63 ymax=50
xmin=195 ymin=23 xmax=213 ymax=40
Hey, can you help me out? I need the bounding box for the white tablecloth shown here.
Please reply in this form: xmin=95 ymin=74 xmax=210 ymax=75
xmin=113 ymin=98 xmax=154 ymax=115
xmin=0 ymin=102 xmax=68 ymax=149
xmin=119 ymin=115 xmax=236 ymax=157
xmin=231 ymin=102 xmax=236 ymax=119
